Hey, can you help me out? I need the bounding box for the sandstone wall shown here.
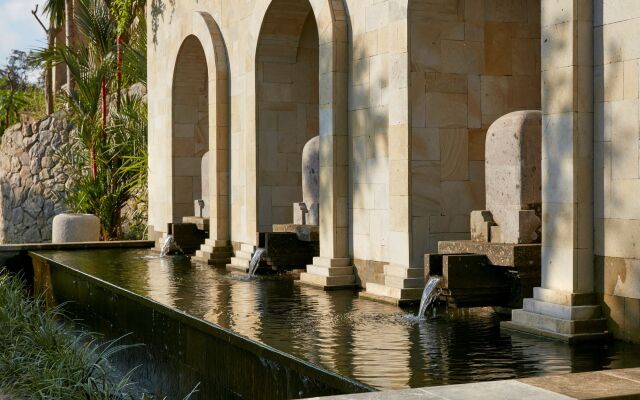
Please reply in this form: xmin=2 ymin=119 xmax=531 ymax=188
xmin=594 ymin=1 xmax=640 ymax=343
xmin=409 ymin=0 xmax=541 ymax=267
xmin=0 ymin=113 xmax=70 ymax=244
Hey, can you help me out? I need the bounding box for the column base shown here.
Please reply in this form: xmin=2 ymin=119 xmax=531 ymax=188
xmin=192 ymin=239 xmax=233 ymax=266
xmin=501 ymin=287 xmax=611 ymax=344
xmin=298 ymin=257 xmax=356 ymax=290
xmin=359 ymin=265 xmax=425 ymax=306
xmin=225 ymin=243 xmax=255 ymax=273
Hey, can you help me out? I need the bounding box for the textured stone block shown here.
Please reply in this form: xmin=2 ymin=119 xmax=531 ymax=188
xmin=470 ymin=210 xmax=495 ymax=242
xmin=52 ymin=214 xmax=100 ymax=243
xmin=485 ymin=110 xmax=542 ymax=244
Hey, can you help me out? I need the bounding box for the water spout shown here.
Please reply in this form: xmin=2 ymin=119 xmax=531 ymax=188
xmin=417 ymin=276 xmax=442 ymax=318
xmin=248 ymin=248 xmax=266 ymax=276
xmin=160 ymin=235 xmax=183 ymax=257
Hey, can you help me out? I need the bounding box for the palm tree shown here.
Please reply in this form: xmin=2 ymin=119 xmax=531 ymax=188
xmin=42 ymin=0 xmax=65 ymax=114
xmin=65 ymin=0 xmax=78 ymax=93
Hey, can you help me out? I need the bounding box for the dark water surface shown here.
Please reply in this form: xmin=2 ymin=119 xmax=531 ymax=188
xmin=39 ymin=248 xmax=640 ymax=390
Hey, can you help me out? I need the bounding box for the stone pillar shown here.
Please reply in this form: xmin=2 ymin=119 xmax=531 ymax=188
xmin=361 ymin=6 xmax=424 ymax=304
xmin=502 ymin=0 xmax=608 ymax=342
xmin=298 ymin=1 xmax=355 ymax=289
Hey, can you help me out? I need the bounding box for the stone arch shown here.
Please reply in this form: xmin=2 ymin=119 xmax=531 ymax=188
xmin=170 ymin=12 xmax=230 ymax=242
xmin=253 ymin=0 xmax=349 ymax=261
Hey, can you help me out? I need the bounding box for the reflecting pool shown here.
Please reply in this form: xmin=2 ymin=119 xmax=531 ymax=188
xmin=37 ymin=248 xmax=640 ymax=390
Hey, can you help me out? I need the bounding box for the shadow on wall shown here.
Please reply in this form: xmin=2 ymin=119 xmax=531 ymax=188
xmin=346 ymin=3 xmax=392 ymax=279
xmin=150 ymin=0 xmax=176 ymax=45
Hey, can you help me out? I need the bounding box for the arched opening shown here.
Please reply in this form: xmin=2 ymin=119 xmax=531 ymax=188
xmin=172 ymin=36 xmax=210 ymax=223
xmin=256 ymin=0 xmax=320 ymax=232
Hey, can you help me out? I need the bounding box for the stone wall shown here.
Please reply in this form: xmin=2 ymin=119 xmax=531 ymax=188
xmin=594 ymin=2 xmax=640 ymax=343
xmin=0 ymin=113 xmax=70 ymax=244
xmin=409 ymin=0 xmax=541 ymax=267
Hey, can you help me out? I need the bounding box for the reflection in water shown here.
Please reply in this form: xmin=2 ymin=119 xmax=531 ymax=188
xmin=41 ymin=249 xmax=640 ymax=390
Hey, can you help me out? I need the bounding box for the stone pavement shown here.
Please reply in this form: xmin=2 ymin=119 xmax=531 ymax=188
xmin=309 ymin=368 xmax=640 ymax=399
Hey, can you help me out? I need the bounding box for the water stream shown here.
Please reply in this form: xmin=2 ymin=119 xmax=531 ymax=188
xmin=417 ymin=276 xmax=442 ymax=318
xmin=248 ymin=247 xmax=266 ymax=276
xmin=159 ymin=235 xmax=182 ymax=257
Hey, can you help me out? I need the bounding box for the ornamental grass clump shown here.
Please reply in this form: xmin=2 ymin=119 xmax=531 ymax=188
xmin=0 ymin=271 xmax=148 ymax=399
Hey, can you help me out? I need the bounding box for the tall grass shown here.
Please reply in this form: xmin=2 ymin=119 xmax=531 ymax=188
xmin=0 ymin=271 xmax=150 ymax=399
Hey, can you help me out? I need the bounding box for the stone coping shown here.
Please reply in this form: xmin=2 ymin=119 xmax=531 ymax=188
xmin=0 ymin=240 xmax=155 ymax=253
xmin=307 ymin=368 xmax=640 ymax=399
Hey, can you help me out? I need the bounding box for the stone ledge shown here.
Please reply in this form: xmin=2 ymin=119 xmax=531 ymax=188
xmin=297 ymin=273 xmax=356 ymax=291
xmin=0 ymin=240 xmax=155 ymax=253
xmin=501 ymin=320 xmax=611 ymax=344
xmin=437 ymin=240 xmax=540 ymax=269
xmin=361 ymin=282 xmax=423 ymax=306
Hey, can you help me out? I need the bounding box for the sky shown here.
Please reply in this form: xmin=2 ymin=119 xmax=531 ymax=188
xmin=0 ymin=0 xmax=46 ymax=68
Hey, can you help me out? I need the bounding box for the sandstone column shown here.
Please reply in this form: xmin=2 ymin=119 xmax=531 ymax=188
xmin=299 ymin=0 xmax=355 ymax=289
xmin=503 ymin=0 xmax=608 ymax=342
xmin=362 ymin=4 xmax=424 ymax=304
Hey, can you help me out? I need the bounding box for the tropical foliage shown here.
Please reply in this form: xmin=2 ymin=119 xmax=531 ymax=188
xmin=0 ymin=0 xmax=148 ymax=239
xmin=0 ymin=51 xmax=46 ymax=133
xmin=45 ymin=0 xmax=148 ymax=240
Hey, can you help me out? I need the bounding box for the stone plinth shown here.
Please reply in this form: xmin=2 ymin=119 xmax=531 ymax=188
xmin=261 ymin=232 xmax=318 ymax=269
xmin=360 ymin=264 xmax=425 ymax=306
xmin=437 ymin=240 xmax=541 ymax=271
xmin=432 ymin=254 xmax=512 ymax=308
xmin=170 ymin=223 xmax=206 ymax=254
xmin=428 ymin=240 xmax=542 ymax=308
xmin=502 ymin=288 xmax=610 ymax=343
xmin=52 ymin=213 xmax=100 ymax=243
xmin=192 ymin=238 xmax=233 ymax=266
xmin=299 ymin=257 xmax=356 ymax=290
xmin=272 ymin=223 xmax=319 ymax=242
xmin=182 ymin=216 xmax=209 ymax=231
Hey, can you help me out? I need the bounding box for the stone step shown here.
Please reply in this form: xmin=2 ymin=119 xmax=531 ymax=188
xmin=194 ymin=250 xmax=233 ymax=262
xmin=226 ymin=263 xmax=249 ymax=273
xmin=523 ymin=299 xmax=602 ymax=320
xmin=299 ymin=272 xmax=355 ymax=288
xmin=240 ymin=243 xmax=255 ymax=253
xmin=204 ymin=239 xmax=229 ymax=247
xmin=384 ymin=275 xmax=425 ymax=289
xmin=229 ymin=257 xmax=250 ymax=266
xmin=234 ymin=250 xmax=253 ymax=260
xmin=365 ymin=282 xmax=423 ymax=302
xmin=306 ymin=265 xmax=353 ymax=277
xmin=533 ymin=287 xmax=596 ymax=307
xmin=311 ymin=257 xmax=351 ymax=268
xmin=511 ymin=309 xmax=608 ymax=335
xmin=384 ymin=265 xmax=424 ymax=279
xmin=199 ymin=244 xmax=233 ymax=254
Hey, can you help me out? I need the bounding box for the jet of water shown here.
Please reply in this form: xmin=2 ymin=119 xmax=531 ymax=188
xmin=160 ymin=235 xmax=183 ymax=257
xmin=417 ymin=276 xmax=442 ymax=318
xmin=247 ymin=248 xmax=266 ymax=276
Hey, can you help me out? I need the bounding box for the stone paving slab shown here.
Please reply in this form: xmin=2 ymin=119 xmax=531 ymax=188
xmin=520 ymin=370 xmax=640 ymax=399
xmin=307 ymin=368 xmax=640 ymax=400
